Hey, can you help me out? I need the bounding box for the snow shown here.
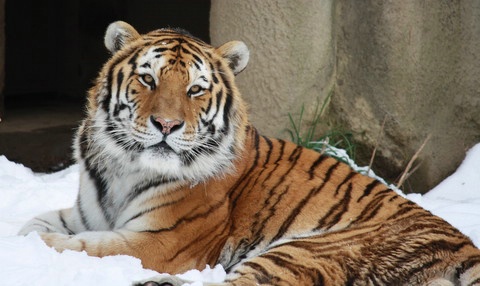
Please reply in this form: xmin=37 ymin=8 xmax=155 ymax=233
xmin=1 ymin=144 xmax=480 ymax=286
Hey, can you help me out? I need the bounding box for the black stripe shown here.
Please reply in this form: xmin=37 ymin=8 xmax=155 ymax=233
xmin=229 ymin=128 xmax=261 ymax=205
xmin=103 ymin=68 xmax=114 ymax=112
xmin=212 ymin=72 xmax=219 ymax=84
xmin=204 ymin=97 xmax=213 ymax=114
xmin=357 ymin=180 xmax=381 ymax=202
xmin=167 ymin=218 xmax=229 ymax=263
xmin=262 ymin=136 xmax=273 ymax=167
xmin=261 ymin=253 xmax=325 ymax=285
xmin=271 ymin=161 xmax=341 ymax=242
xmin=102 ymin=41 xmax=147 ymax=110
xmin=76 ymin=192 xmax=92 ymax=230
xmin=219 ymin=67 xmax=232 ymax=92
xmin=104 ymin=120 xmax=143 ymax=152
xmin=140 ymin=62 xmax=151 ymax=68
xmin=288 ymin=145 xmax=303 ymax=162
xmin=308 ymin=154 xmax=328 ymax=179
xmin=124 ymin=80 xmax=134 ymax=120
xmin=192 ymin=59 xmax=201 ymax=70
xmin=84 ymin=158 xmax=113 ymax=228
xmin=181 ymin=136 xmax=222 ymax=166
xmin=334 ymin=171 xmax=357 ymax=196
xmin=386 ymin=202 xmax=417 ymax=220
xmin=122 ymin=197 xmax=184 ymax=227
xmin=273 ymin=140 xmax=286 ymax=165
xmin=221 ymin=91 xmax=233 ymax=133
xmin=127 ymin=177 xmax=177 ymax=203
xmin=153 ymin=47 xmax=168 ymax=53
xmin=141 ymin=193 xmax=228 ymax=233
xmin=58 ymin=211 xmax=75 ymax=235
xmin=127 ymin=51 xmax=140 ymax=77
xmin=33 ymin=218 xmax=55 ymax=229
xmin=262 ymin=145 xmax=303 ymax=195
xmin=261 ymin=253 xmax=301 ymax=276
xmin=180 ymin=45 xmax=192 ymax=55
xmin=102 ymin=50 xmax=137 ymax=112
xmin=185 ymin=42 xmax=208 ymax=56
xmin=350 ymin=195 xmax=389 ymax=225
xmin=402 ymin=241 xmax=471 ymax=282
xmin=242 ymin=261 xmax=275 ymax=284
xmin=316 ymin=182 xmax=354 ymax=229
xmin=209 ymin=90 xmax=223 ymax=126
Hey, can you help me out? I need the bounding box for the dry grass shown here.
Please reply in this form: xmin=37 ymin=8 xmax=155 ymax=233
xmin=396 ymin=134 xmax=432 ymax=189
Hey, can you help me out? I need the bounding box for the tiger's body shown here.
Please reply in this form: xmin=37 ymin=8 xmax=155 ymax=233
xmin=19 ymin=22 xmax=480 ymax=285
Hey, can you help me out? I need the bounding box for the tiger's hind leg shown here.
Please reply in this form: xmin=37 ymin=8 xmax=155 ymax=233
xmin=219 ymin=225 xmax=480 ymax=286
xmin=136 ymin=223 xmax=480 ymax=286
xmin=135 ymin=251 xmax=480 ymax=286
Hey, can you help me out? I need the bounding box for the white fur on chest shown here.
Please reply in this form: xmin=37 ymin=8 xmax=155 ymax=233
xmin=77 ymin=156 xmax=177 ymax=231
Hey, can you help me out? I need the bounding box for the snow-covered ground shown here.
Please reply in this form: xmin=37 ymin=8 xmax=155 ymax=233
xmin=1 ymin=144 xmax=479 ymax=286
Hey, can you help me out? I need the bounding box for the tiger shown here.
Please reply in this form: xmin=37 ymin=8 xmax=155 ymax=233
xmin=19 ymin=21 xmax=480 ymax=286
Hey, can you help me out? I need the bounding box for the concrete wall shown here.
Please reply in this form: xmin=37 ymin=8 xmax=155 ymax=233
xmin=210 ymin=1 xmax=480 ymax=193
xmin=210 ymin=0 xmax=335 ymax=138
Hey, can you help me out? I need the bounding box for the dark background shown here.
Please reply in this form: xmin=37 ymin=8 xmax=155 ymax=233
xmin=5 ymin=0 xmax=210 ymax=101
xmin=1 ymin=0 xmax=210 ymax=171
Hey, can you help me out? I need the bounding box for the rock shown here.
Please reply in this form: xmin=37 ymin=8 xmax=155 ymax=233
xmin=210 ymin=1 xmax=480 ymax=193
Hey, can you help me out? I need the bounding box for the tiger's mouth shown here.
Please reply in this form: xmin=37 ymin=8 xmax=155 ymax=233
xmin=148 ymin=141 xmax=174 ymax=153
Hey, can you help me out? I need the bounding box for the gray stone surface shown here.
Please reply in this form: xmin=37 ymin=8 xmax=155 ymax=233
xmin=211 ymin=1 xmax=480 ymax=193
xmin=210 ymin=0 xmax=335 ymax=138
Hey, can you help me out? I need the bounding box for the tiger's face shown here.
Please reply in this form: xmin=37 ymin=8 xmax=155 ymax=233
xmin=82 ymin=22 xmax=249 ymax=182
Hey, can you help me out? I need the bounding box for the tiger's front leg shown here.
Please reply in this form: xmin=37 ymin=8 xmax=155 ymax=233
xmin=19 ymin=209 xmax=215 ymax=273
xmin=18 ymin=208 xmax=78 ymax=236
xmin=18 ymin=207 xmax=133 ymax=258
xmin=20 ymin=223 xmax=188 ymax=273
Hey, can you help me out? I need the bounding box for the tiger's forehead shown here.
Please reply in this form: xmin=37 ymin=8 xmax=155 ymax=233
xmin=135 ymin=37 xmax=211 ymax=82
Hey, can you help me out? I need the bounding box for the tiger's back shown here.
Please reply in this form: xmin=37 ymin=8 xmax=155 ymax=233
xmin=18 ymin=21 xmax=480 ymax=286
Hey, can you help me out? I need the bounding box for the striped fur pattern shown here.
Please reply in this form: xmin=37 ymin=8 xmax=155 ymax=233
xmin=19 ymin=22 xmax=480 ymax=285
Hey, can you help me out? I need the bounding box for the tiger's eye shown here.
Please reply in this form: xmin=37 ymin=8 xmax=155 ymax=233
xmin=190 ymin=85 xmax=201 ymax=94
xmin=142 ymin=74 xmax=154 ymax=84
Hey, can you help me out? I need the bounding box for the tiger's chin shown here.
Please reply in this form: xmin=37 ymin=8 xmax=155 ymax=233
xmin=140 ymin=147 xmax=181 ymax=169
xmin=147 ymin=141 xmax=176 ymax=155
xmin=137 ymin=147 xmax=234 ymax=186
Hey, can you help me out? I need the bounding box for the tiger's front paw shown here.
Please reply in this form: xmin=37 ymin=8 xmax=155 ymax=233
xmin=134 ymin=275 xmax=188 ymax=286
xmin=39 ymin=232 xmax=78 ymax=252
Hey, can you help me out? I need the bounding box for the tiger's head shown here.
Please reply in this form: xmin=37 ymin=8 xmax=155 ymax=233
xmin=79 ymin=21 xmax=250 ymax=183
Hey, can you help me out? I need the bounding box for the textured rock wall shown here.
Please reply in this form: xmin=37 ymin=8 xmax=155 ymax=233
xmin=210 ymin=0 xmax=335 ymax=138
xmin=210 ymin=1 xmax=480 ymax=193
xmin=333 ymin=1 xmax=480 ymax=192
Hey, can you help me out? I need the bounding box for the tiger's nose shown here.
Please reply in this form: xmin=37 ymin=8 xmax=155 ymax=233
xmin=150 ymin=116 xmax=184 ymax=135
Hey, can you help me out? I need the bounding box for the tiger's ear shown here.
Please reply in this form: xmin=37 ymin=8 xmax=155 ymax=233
xmin=216 ymin=41 xmax=249 ymax=75
xmin=104 ymin=21 xmax=141 ymax=54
